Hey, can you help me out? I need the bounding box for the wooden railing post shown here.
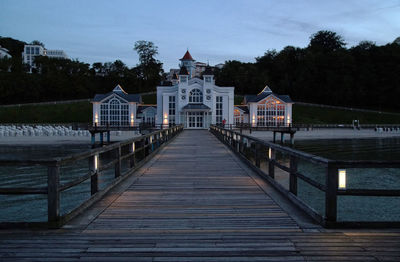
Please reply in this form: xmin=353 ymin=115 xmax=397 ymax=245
xmin=268 ymin=147 xmax=275 ymax=178
xmin=115 ymin=146 xmax=121 ymax=178
xmin=89 ymin=155 xmax=98 ymax=195
xmin=142 ymin=138 xmax=146 ymax=159
xmin=255 ymin=143 xmax=260 ymax=168
xmin=325 ymin=163 xmax=338 ymax=224
xmin=289 ymin=155 xmax=298 ymax=195
xmin=48 ymin=164 xmax=60 ymax=226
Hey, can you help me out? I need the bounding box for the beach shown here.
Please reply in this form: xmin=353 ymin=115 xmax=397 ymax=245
xmin=239 ymin=128 xmax=400 ymax=141
xmin=1 ymin=128 xmax=400 ymax=145
xmin=0 ymin=131 xmax=140 ymax=145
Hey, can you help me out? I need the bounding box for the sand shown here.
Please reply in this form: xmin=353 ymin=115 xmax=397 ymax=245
xmin=1 ymin=128 xmax=399 ymax=145
xmin=0 ymin=131 xmax=140 ymax=145
xmin=240 ymin=128 xmax=400 ymax=142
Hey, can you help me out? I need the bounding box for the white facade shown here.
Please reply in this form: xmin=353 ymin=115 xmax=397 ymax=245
xmin=92 ymin=85 xmax=141 ymax=127
xmin=22 ymin=44 xmax=68 ymax=72
xmin=157 ymin=51 xmax=234 ymax=129
xmin=238 ymin=85 xmax=293 ymax=127
xmin=45 ymin=49 xmax=68 ymax=59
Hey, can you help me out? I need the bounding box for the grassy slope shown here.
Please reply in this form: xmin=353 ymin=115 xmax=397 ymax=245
xmin=0 ymin=102 xmax=92 ymax=123
xmin=0 ymin=96 xmax=399 ymax=124
xmin=293 ymin=104 xmax=400 ymax=125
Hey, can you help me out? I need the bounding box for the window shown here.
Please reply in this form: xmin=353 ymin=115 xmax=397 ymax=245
xmin=99 ymin=97 xmax=130 ymax=127
xmin=205 ymin=77 xmax=211 ymax=83
xmin=109 ymin=99 xmax=120 ymax=126
xmin=234 ymin=109 xmax=244 ymax=125
xmin=121 ymin=104 xmax=129 ymax=126
xmin=216 ymin=96 xmax=223 ymax=124
xmin=168 ymin=96 xmax=176 ymax=125
xmin=180 ymin=76 xmax=187 ymax=83
xmin=189 ymin=89 xmax=203 ymax=103
xmin=100 ymin=104 xmax=109 ymax=126
xmin=256 ymin=98 xmax=285 ymax=127
xmin=35 ymin=47 xmax=39 ymax=55
xmin=26 ymin=47 xmax=30 ymax=54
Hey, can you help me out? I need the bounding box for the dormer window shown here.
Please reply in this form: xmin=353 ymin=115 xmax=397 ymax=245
xmin=205 ymin=77 xmax=211 ymax=83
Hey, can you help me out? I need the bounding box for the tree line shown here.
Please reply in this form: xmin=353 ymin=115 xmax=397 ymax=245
xmin=0 ymin=38 xmax=163 ymax=104
xmin=1 ymin=32 xmax=400 ymax=111
xmin=214 ymin=31 xmax=400 ymax=111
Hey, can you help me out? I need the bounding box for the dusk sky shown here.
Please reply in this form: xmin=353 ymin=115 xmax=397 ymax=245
xmin=1 ymin=0 xmax=399 ymax=70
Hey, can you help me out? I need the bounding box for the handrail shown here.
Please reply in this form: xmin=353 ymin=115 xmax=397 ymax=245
xmin=210 ymin=125 xmax=400 ymax=227
xmin=0 ymin=125 xmax=183 ymax=228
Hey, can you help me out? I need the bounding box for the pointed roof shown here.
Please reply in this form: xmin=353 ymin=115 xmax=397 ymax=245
xmin=92 ymin=84 xmax=142 ymax=103
xmin=180 ymin=50 xmax=194 ymax=61
xmin=113 ymin=84 xmax=127 ymax=94
xmin=179 ymin=66 xmax=189 ymax=75
xmin=258 ymin=84 xmax=273 ymax=95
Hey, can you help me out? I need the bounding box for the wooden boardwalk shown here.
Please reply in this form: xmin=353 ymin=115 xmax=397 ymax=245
xmin=0 ymin=130 xmax=400 ymax=261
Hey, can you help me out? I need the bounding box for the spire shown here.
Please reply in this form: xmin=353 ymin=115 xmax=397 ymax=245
xmin=259 ymin=85 xmax=273 ymax=95
xmin=180 ymin=50 xmax=194 ymax=61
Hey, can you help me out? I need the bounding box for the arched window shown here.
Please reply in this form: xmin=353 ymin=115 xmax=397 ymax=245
xmin=109 ymin=99 xmax=121 ymax=126
xmin=189 ymin=89 xmax=203 ymax=103
xmin=100 ymin=97 xmax=129 ymax=127
xmin=256 ymin=98 xmax=285 ymax=127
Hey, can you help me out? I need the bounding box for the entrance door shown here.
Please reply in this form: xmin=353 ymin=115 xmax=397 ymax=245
xmin=187 ymin=112 xmax=204 ymax=128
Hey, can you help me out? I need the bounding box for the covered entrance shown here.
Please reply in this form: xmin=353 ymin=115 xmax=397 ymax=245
xmin=187 ymin=112 xmax=204 ymax=128
xmin=181 ymin=104 xmax=211 ymax=129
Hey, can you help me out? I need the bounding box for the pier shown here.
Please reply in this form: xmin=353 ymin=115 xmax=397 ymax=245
xmin=0 ymin=129 xmax=400 ymax=261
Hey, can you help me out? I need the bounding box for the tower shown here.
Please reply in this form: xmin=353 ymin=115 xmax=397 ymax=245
xmin=179 ymin=50 xmax=195 ymax=79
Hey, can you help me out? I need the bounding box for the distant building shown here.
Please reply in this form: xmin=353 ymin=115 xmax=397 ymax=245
xmin=157 ymin=50 xmax=234 ymax=129
xmin=137 ymin=105 xmax=157 ymax=125
xmin=45 ymin=49 xmax=68 ymax=59
xmin=0 ymin=45 xmax=12 ymax=59
xmin=194 ymin=61 xmax=207 ymax=77
xmin=215 ymin=63 xmax=224 ymax=69
xmin=22 ymin=44 xmax=68 ymax=73
xmin=92 ymin=85 xmax=142 ymax=127
xmin=166 ymin=51 xmax=222 ymax=80
xmin=236 ymin=85 xmax=293 ymax=127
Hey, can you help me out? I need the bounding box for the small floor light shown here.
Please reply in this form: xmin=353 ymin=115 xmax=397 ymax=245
xmin=338 ymin=169 xmax=346 ymax=189
xmin=132 ymin=142 xmax=135 ymax=153
xmin=268 ymin=148 xmax=272 ymax=159
xmin=94 ymin=154 xmax=99 ymax=171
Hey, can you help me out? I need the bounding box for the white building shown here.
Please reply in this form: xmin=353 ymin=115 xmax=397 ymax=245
xmin=92 ymin=85 xmax=142 ymax=127
xmin=0 ymin=45 xmax=12 ymax=59
xmin=157 ymin=51 xmax=234 ymax=129
xmin=137 ymin=105 xmax=157 ymax=125
xmin=22 ymin=44 xmax=68 ymax=72
xmin=236 ymin=85 xmax=293 ymax=127
xmin=45 ymin=49 xmax=68 ymax=59
xmin=166 ymin=52 xmax=222 ymax=81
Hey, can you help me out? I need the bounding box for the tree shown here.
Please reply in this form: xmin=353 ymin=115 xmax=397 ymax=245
xmin=308 ymin=30 xmax=346 ymax=52
xmin=133 ymin=40 xmax=163 ymax=90
xmin=30 ymin=40 xmax=45 ymax=47
xmin=134 ymin=41 xmax=158 ymax=65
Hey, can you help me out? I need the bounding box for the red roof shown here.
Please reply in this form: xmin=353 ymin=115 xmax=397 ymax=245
xmin=180 ymin=50 xmax=194 ymax=60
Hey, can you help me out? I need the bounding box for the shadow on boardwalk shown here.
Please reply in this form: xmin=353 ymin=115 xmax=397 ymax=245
xmin=0 ymin=130 xmax=399 ymax=261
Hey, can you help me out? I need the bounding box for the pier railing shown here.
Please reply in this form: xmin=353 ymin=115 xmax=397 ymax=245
xmin=210 ymin=125 xmax=400 ymax=227
xmin=0 ymin=125 xmax=183 ymax=228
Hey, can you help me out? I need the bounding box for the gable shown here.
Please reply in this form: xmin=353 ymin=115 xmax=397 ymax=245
xmin=100 ymin=93 xmax=129 ymax=104
xmin=257 ymin=94 xmax=285 ymax=105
